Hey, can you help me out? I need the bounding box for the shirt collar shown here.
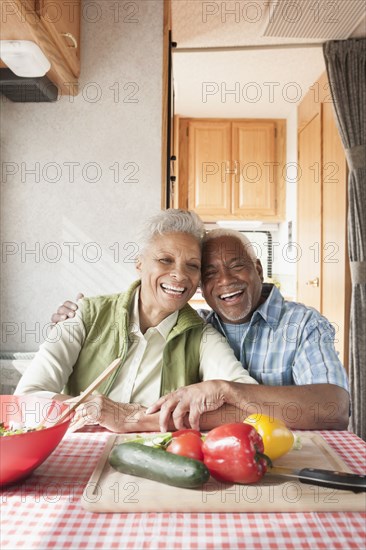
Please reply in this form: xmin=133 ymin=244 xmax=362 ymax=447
xmin=210 ymin=283 xmax=284 ymax=331
xmin=130 ymin=287 xmax=179 ymax=340
xmin=251 ymin=283 xmax=284 ymax=329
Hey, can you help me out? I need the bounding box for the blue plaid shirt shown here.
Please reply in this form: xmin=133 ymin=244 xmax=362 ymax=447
xmin=199 ymin=284 xmax=349 ymax=390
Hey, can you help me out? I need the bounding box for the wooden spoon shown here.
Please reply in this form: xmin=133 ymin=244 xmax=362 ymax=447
xmin=55 ymin=357 xmax=122 ymax=425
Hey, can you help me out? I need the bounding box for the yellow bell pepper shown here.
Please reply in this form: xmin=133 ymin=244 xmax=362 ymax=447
xmin=244 ymin=414 xmax=295 ymax=461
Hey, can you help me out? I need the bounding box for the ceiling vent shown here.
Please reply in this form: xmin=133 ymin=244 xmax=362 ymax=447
xmin=263 ymin=0 xmax=366 ymax=40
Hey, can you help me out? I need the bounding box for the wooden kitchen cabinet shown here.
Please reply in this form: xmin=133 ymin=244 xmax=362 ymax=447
xmin=36 ymin=0 xmax=81 ymax=78
xmin=177 ymin=117 xmax=286 ymax=222
xmin=187 ymin=120 xmax=232 ymax=218
xmin=0 ymin=0 xmax=81 ymax=95
xmin=297 ymin=72 xmax=350 ymax=369
xmin=232 ymin=121 xmax=277 ymax=217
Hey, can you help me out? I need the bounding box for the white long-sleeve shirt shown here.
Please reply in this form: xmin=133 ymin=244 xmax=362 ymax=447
xmin=16 ymin=290 xmax=257 ymax=406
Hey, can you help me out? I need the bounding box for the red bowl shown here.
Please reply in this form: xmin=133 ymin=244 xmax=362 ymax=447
xmin=0 ymin=395 xmax=71 ymax=486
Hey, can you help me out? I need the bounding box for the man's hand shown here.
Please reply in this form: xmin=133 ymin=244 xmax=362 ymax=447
xmin=51 ymin=293 xmax=84 ymax=324
xmin=66 ymin=394 xmax=146 ymax=432
xmin=146 ymin=380 xmax=229 ymax=432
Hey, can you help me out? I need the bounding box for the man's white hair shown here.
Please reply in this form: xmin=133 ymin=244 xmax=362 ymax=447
xmin=203 ymin=228 xmax=258 ymax=262
xmin=139 ymin=209 xmax=206 ymax=253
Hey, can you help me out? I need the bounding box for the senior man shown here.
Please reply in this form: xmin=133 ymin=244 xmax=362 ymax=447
xmin=52 ymin=229 xmax=350 ymax=432
xmin=146 ymin=229 xmax=350 ymax=431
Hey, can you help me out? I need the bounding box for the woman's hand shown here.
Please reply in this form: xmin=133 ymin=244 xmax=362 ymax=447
xmin=66 ymin=394 xmax=146 ymax=432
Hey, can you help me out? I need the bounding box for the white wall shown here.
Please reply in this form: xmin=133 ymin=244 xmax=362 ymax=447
xmin=1 ymin=0 xmax=164 ymax=351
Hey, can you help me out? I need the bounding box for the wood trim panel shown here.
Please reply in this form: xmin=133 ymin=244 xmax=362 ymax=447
xmin=178 ymin=117 xmax=189 ymax=209
xmin=275 ymin=119 xmax=286 ymax=221
xmin=172 ymin=113 xmax=180 ymax=208
xmin=160 ymin=0 xmax=171 ymax=209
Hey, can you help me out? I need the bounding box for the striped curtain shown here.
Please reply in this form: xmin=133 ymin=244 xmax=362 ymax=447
xmin=323 ymin=39 xmax=366 ymax=440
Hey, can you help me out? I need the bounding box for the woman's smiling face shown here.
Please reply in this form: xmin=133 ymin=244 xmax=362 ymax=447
xmin=137 ymin=232 xmax=202 ymax=317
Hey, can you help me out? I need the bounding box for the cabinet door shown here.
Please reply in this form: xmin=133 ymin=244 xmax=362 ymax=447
xmin=37 ymin=0 xmax=81 ymax=77
xmin=188 ymin=120 xmax=232 ymax=218
xmin=297 ymin=112 xmax=322 ymax=311
xmin=232 ymin=122 xmax=276 ymax=217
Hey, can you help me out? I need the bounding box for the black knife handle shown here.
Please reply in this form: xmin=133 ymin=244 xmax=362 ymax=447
xmin=298 ymin=468 xmax=366 ymax=492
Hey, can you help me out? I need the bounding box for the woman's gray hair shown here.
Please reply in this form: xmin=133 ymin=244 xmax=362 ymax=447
xmin=139 ymin=209 xmax=206 ymax=253
xmin=203 ymin=228 xmax=257 ymax=262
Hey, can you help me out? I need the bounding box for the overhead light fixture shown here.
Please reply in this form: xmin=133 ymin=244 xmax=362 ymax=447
xmin=0 ymin=40 xmax=50 ymax=77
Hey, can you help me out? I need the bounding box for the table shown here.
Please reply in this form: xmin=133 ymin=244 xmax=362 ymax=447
xmin=1 ymin=430 xmax=365 ymax=550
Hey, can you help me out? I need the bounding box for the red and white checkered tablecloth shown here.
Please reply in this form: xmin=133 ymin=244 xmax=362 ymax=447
xmin=1 ymin=430 xmax=365 ymax=550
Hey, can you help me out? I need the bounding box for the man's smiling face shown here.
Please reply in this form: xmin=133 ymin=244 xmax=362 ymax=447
xmin=201 ymin=235 xmax=264 ymax=324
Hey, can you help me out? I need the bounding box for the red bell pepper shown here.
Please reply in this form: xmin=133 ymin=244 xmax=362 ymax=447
xmin=202 ymin=423 xmax=269 ymax=484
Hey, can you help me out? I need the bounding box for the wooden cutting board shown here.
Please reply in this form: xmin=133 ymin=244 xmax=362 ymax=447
xmin=81 ymin=432 xmax=366 ymax=513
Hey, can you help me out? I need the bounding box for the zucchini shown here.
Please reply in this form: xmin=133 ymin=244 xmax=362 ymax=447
xmin=109 ymin=442 xmax=210 ymax=489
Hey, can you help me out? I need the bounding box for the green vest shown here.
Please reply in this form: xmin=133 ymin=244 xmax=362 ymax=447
xmin=64 ymin=280 xmax=204 ymax=398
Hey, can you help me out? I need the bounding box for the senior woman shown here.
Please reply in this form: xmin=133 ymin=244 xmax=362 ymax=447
xmin=16 ymin=209 xmax=257 ymax=432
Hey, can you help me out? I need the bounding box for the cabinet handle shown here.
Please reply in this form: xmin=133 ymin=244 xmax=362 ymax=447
xmin=61 ymin=33 xmax=78 ymax=49
xmin=306 ymin=277 xmax=319 ymax=287
xmin=226 ymin=161 xmax=238 ymax=175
